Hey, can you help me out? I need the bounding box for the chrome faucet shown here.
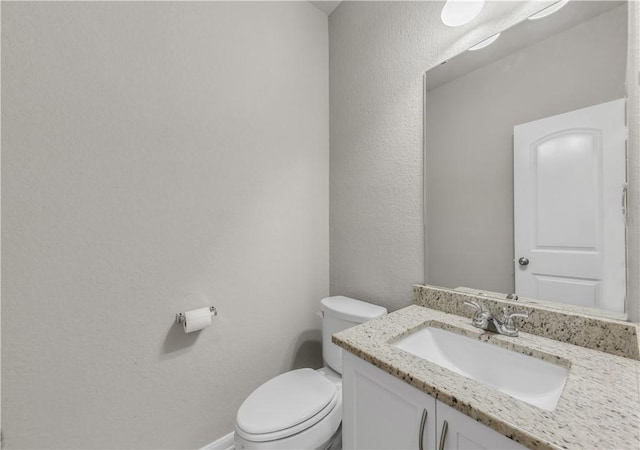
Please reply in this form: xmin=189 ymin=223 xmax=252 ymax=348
xmin=463 ymin=301 xmax=529 ymax=337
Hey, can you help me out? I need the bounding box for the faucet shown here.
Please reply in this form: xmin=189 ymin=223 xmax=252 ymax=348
xmin=463 ymin=301 xmax=529 ymax=337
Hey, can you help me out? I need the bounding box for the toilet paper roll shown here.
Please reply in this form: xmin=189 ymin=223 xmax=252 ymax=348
xmin=183 ymin=307 xmax=212 ymax=333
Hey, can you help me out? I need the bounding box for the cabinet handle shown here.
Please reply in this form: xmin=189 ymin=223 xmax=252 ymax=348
xmin=418 ymin=409 xmax=428 ymax=450
xmin=438 ymin=420 xmax=449 ymax=450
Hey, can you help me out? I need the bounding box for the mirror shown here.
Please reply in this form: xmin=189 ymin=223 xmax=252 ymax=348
xmin=424 ymin=1 xmax=628 ymax=319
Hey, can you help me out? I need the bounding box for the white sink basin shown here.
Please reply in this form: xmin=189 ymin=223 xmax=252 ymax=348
xmin=393 ymin=326 xmax=569 ymax=411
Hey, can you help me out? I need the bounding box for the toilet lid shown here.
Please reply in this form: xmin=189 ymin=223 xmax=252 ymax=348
xmin=236 ymin=368 xmax=338 ymax=436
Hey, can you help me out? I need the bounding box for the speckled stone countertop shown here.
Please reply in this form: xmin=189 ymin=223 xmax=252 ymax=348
xmin=415 ymin=285 xmax=640 ymax=360
xmin=333 ymin=305 xmax=640 ymax=450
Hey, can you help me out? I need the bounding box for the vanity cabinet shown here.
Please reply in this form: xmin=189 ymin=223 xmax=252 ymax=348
xmin=435 ymin=401 xmax=525 ymax=450
xmin=342 ymin=351 xmax=436 ymax=449
xmin=342 ymin=352 xmax=526 ymax=450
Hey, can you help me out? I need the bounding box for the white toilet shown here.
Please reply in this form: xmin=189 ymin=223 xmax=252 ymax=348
xmin=234 ymin=296 xmax=387 ymax=450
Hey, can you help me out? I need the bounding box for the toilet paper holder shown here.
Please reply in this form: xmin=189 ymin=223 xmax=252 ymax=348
xmin=176 ymin=306 xmax=217 ymax=324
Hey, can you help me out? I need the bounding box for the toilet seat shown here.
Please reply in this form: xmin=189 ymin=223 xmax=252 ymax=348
xmin=236 ymin=368 xmax=339 ymax=442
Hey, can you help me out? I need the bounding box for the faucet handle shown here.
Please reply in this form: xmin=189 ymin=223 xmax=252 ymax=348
xmin=463 ymin=300 xmax=485 ymax=317
xmin=502 ymin=308 xmax=529 ymax=329
xmin=464 ymin=301 xmax=492 ymax=329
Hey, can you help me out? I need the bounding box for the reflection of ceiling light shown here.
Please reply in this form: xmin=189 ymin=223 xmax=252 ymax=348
xmin=468 ymin=33 xmax=501 ymax=51
xmin=441 ymin=0 xmax=485 ymax=27
xmin=528 ymin=0 xmax=570 ymax=21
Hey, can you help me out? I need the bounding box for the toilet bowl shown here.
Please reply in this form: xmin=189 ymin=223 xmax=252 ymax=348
xmin=234 ymin=296 xmax=387 ymax=450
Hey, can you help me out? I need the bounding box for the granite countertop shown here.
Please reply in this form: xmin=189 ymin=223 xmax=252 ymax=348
xmin=333 ymin=305 xmax=640 ymax=450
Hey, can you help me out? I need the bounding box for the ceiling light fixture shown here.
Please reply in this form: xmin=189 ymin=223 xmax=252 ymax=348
xmin=468 ymin=32 xmax=501 ymax=51
xmin=528 ymin=0 xmax=570 ymax=21
xmin=441 ymin=0 xmax=485 ymax=27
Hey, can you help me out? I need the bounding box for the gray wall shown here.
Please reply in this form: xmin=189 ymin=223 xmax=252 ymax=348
xmin=329 ymin=1 xmax=640 ymax=321
xmin=1 ymin=2 xmax=328 ymax=448
xmin=329 ymin=1 xmax=547 ymax=311
xmin=425 ymin=6 xmax=627 ymax=294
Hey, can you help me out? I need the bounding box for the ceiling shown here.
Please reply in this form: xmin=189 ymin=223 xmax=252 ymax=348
xmin=309 ymin=1 xmax=342 ymax=16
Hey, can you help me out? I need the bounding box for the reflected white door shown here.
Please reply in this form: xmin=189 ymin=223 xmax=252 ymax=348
xmin=513 ymin=99 xmax=626 ymax=312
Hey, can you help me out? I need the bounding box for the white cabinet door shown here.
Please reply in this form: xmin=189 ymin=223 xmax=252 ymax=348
xmin=435 ymin=401 xmax=526 ymax=450
xmin=342 ymin=352 xmax=437 ymax=450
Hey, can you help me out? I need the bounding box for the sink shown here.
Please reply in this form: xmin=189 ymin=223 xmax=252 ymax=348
xmin=393 ymin=326 xmax=569 ymax=411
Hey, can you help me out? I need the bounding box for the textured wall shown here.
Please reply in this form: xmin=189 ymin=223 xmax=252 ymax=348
xmin=329 ymin=1 xmax=547 ymax=311
xmin=330 ymin=1 xmax=640 ymax=320
xmin=426 ymin=6 xmax=627 ymax=294
xmin=2 ymin=2 xmax=328 ymax=448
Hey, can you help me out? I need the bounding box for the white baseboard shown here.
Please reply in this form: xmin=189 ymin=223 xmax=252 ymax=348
xmin=200 ymin=431 xmax=234 ymax=450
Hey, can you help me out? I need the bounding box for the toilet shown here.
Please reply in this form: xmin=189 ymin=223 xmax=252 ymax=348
xmin=234 ymin=296 xmax=387 ymax=450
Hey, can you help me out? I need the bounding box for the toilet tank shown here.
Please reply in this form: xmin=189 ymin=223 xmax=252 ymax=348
xmin=320 ymin=296 xmax=387 ymax=374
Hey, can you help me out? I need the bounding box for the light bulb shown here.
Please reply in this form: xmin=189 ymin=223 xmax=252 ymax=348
xmin=441 ymin=0 xmax=485 ymax=27
xmin=528 ymin=0 xmax=570 ymax=21
xmin=468 ymin=33 xmax=501 ymax=51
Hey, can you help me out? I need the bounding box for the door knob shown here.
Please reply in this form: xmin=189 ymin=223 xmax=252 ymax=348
xmin=518 ymin=257 xmax=530 ymax=266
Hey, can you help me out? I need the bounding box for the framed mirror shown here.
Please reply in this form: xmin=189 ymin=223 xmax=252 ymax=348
xmin=424 ymin=1 xmax=629 ymax=319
